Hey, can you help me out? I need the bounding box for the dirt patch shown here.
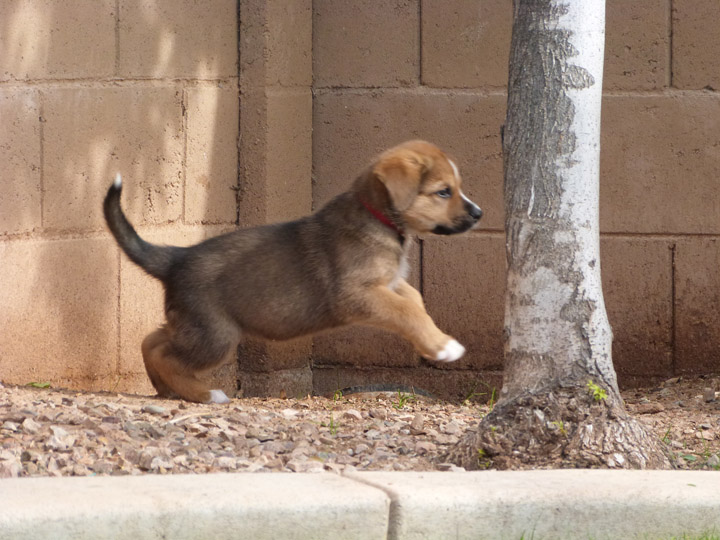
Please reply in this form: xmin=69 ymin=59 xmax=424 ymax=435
xmin=1 ymin=375 xmax=719 ymax=477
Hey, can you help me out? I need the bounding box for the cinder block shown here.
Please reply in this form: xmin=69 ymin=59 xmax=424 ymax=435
xmin=239 ymin=338 xmax=312 ymax=373
xmin=240 ymin=0 xmax=312 ymax=88
xmin=600 ymin=95 xmax=720 ymax=234
xmin=672 ymin=0 xmax=720 ymax=89
xmin=421 ymin=0 xmax=511 ymax=88
xmin=604 ymin=0 xmax=669 ymax=90
xmin=312 ymin=241 xmax=421 ymax=369
xmin=118 ymin=0 xmax=237 ymax=79
xmin=42 ymin=86 xmax=184 ymax=232
xmin=0 ymin=237 xmax=118 ymax=385
xmin=0 ymin=89 xmax=41 ymax=235
xmin=313 ymin=89 xmax=505 ymax=230
xmin=675 ymin=238 xmax=720 ymax=375
xmin=422 ymin=234 xmax=505 ymax=371
xmin=118 ymin=225 xmax=234 ymax=377
xmin=313 ymin=0 xmax=420 ymax=87
xmin=313 ymin=326 xmax=417 ymax=369
xmin=312 ymin=366 xmax=503 ymax=402
xmin=600 ymin=237 xmax=673 ymax=380
xmin=185 ymin=84 xmax=239 ymax=224
xmin=239 ymin=88 xmax=312 ymax=226
xmin=239 ymin=367 xmax=313 ymax=398
xmin=0 ymin=0 xmax=115 ymax=81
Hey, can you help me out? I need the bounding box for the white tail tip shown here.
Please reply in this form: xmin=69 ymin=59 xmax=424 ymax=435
xmin=114 ymin=173 xmax=122 ymax=189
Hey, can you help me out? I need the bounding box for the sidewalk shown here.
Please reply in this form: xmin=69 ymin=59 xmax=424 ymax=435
xmin=1 ymin=470 xmax=719 ymax=539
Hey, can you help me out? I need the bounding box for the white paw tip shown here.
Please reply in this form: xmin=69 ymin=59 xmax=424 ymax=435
xmin=435 ymin=339 xmax=465 ymax=362
xmin=113 ymin=173 xmax=122 ymax=189
xmin=208 ymin=389 xmax=231 ymax=404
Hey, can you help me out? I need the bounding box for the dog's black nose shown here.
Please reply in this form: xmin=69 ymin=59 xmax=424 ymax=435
xmin=466 ymin=203 xmax=482 ymax=220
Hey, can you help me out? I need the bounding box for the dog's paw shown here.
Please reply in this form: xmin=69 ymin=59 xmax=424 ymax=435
xmin=207 ymin=389 xmax=231 ymax=404
xmin=435 ymin=339 xmax=466 ymax=362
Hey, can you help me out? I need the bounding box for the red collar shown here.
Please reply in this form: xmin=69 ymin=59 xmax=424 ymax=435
xmin=358 ymin=197 xmax=404 ymax=240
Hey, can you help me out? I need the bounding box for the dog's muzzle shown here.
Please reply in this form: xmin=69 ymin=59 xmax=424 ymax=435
xmin=432 ymin=199 xmax=483 ymax=235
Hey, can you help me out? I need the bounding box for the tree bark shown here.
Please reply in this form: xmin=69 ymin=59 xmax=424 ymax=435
xmin=447 ymin=0 xmax=671 ymax=470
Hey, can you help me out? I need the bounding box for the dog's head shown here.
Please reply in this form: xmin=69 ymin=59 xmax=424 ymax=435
xmin=371 ymin=140 xmax=482 ymax=235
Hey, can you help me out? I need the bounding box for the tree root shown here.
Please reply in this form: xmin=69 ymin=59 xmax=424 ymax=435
xmin=445 ymin=386 xmax=673 ymax=470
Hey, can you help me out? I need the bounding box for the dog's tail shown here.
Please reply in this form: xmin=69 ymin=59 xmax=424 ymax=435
xmin=103 ymin=174 xmax=178 ymax=281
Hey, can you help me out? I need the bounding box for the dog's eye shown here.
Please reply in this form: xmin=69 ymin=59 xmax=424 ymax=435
xmin=435 ymin=187 xmax=452 ymax=199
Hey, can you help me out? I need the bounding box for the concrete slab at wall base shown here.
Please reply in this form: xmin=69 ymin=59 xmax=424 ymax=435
xmin=1 ymin=470 xmax=719 ymax=540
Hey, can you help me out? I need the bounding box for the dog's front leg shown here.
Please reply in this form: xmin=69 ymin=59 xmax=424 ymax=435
xmin=362 ymin=285 xmax=465 ymax=362
xmin=392 ymin=279 xmax=426 ymax=309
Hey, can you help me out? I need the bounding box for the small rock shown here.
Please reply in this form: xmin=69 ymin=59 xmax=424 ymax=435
xmin=343 ymin=409 xmax=362 ymax=421
xmin=20 ymin=450 xmax=42 ymax=463
xmin=415 ymin=441 xmax=437 ymax=454
xmin=369 ymin=408 xmax=387 ymax=420
xmin=664 ymin=377 xmax=681 ymax=386
xmin=635 ymin=403 xmax=666 ymax=415
xmin=150 ymin=456 xmax=174 ymax=471
xmin=441 ymin=421 xmax=461 ymax=436
xmin=354 ymin=443 xmax=370 ymax=455
xmin=435 ymin=434 xmax=460 ymax=445
xmin=72 ymin=464 xmax=91 ymax=476
xmin=46 ymin=432 xmax=76 ymax=451
xmin=91 ymin=460 xmax=115 ymax=475
xmin=707 ymin=454 xmax=720 ymax=468
xmin=246 ymin=426 xmax=273 ymax=442
xmin=704 ymin=388 xmax=717 ymax=403
xmin=0 ymin=459 xmax=21 ymax=478
xmin=142 ymin=405 xmax=167 ymax=416
xmin=696 ymin=430 xmax=715 ymax=441
xmin=281 ymin=408 xmax=299 ymax=420
xmin=286 ymin=459 xmax=324 ymax=473
xmin=436 ymin=462 xmax=465 ymax=472
xmin=22 ymin=417 xmax=42 ymax=434
xmin=214 ymin=456 xmax=237 ymax=470
xmin=1 ymin=421 xmax=19 ymax=432
xmin=410 ymin=413 xmax=425 ymax=432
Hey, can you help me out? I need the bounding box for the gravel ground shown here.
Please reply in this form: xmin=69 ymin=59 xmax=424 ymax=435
xmin=1 ymin=375 xmax=720 ymax=477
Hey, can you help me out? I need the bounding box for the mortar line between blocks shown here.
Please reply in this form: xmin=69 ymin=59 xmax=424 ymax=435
xmin=181 ymin=86 xmax=188 ymax=224
xmin=38 ymin=90 xmax=45 ymax=228
xmin=116 ymin=239 xmax=122 ymax=378
xmin=670 ymin=241 xmax=677 ymax=375
xmin=115 ymin=0 xmax=120 ymax=76
xmin=417 ymin=0 xmax=423 ymax=86
xmin=667 ymin=0 xmax=673 ymax=88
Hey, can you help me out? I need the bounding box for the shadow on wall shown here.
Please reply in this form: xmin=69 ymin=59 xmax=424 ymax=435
xmin=0 ymin=0 xmax=238 ymax=390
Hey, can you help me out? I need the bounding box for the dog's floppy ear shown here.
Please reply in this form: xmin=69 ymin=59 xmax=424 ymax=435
xmin=373 ymin=150 xmax=433 ymax=212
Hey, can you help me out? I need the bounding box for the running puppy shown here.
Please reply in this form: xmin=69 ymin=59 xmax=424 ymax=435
xmin=104 ymin=140 xmax=482 ymax=403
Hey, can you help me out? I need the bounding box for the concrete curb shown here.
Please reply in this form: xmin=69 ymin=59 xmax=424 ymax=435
xmin=1 ymin=470 xmax=719 ymax=539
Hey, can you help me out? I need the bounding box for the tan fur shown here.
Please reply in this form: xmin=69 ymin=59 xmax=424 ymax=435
xmin=104 ymin=140 xmax=482 ymax=403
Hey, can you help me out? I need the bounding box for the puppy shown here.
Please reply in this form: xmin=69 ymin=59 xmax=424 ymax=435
xmin=104 ymin=140 xmax=482 ymax=403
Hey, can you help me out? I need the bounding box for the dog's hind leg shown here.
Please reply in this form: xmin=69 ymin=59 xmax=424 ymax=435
xmin=141 ymin=328 xmax=178 ymax=398
xmin=141 ymin=326 xmax=232 ymax=404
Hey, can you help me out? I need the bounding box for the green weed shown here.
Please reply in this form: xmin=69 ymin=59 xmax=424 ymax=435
xmin=586 ymin=380 xmax=607 ymax=402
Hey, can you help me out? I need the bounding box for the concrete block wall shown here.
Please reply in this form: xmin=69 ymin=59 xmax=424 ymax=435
xmin=311 ymin=0 xmax=720 ymax=399
xmin=3 ymin=0 xmax=720 ymax=401
xmin=0 ymin=0 xmax=239 ymax=394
